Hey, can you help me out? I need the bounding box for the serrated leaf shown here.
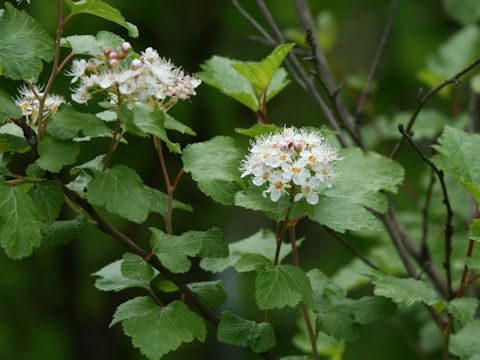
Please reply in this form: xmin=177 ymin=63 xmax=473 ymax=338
xmin=369 ymin=271 xmax=443 ymax=308
xmin=145 ymin=186 xmax=193 ymax=217
xmin=61 ymin=31 xmax=125 ymax=56
xmin=432 ymin=126 xmax=480 ymax=201
xmin=187 ymin=280 xmax=227 ymax=308
xmin=149 ymin=228 xmax=201 ymax=274
xmin=118 ymin=106 xmax=180 ymax=154
xmin=25 ymin=162 xmax=45 ymax=178
xmin=198 ymin=55 xmax=290 ymax=111
xmin=182 ymin=136 xmax=244 ymax=205
xmin=0 ymin=87 xmax=22 ymax=123
xmin=0 ymin=122 xmax=29 ymax=153
xmin=447 ymin=297 xmax=479 ymax=325
xmin=181 ymin=227 xmax=228 ymax=259
xmin=200 ymin=228 xmax=302 ymax=273
xmin=36 ymin=136 xmax=80 ymax=173
xmin=450 ymin=319 xmax=480 ymax=358
xmin=93 ymin=260 xmax=149 ymax=291
xmin=47 ymin=105 xmax=110 ymax=140
xmin=234 ymin=253 xmax=271 ymax=273
xmin=0 ymin=182 xmax=42 ymax=259
xmin=63 ymin=0 xmax=138 ymax=38
xmin=86 ymin=165 xmax=151 ymax=224
xmin=235 ymin=124 xmax=279 ymax=137
xmin=255 ymin=263 xmax=313 ymax=310
xmin=217 ymin=312 xmax=276 ymax=353
xmin=307 ymin=268 xmax=346 ymax=311
xmin=232 ymin=43 xmax=294 ymax=95
xmin=150 ymin=274 xmax=178 ymax=293
xmin=0 ymin=3 xmax=55 ymax=80
xmin=66 ymin=170 xmax=91 ymax=194
xmin=445 ymin=0 xmax=480 ymax=25
xmin=41 ymin=216 xmax=88 ymax=246
xmin=323 ymin=148 xmax=404 ymax=213
xmin=121 ymin=253 xmax=155 ymax=282
xmin=28 ymin=181 xmax=64 ymax=223
xmin=306 ymin=197 xmax=382 ymax=233
xmin=164 ymin=113 xmax=195 ymax=135
xmin=111 ymin=298 xmax=206 ymax=359
xmin=469 ymin=219 xmax=480 ymax=243
xmin=70 ymin=155 xmax=105 ymax=175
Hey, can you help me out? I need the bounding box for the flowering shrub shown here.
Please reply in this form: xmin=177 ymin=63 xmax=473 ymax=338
xmin=1 ymin=1 xmax=480 ymax=360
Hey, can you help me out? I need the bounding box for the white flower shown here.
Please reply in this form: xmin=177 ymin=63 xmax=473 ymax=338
xmin=239 ymin=127 xmax=342 ymax=203
xmin=65 ymin=59 xmax=87 ymax=83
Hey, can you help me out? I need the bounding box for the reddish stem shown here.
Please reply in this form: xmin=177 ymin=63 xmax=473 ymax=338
xmin=148 ymin=287 xmax=165 ymax=308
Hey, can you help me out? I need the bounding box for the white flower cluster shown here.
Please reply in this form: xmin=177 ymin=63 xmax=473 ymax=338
xmin=240 ymin=127 xmax=342 ymax=205
xmin=66 ymin=43 xmax=201 ymax=109
xmin=13 ymin=84 xmax=66 ymax=127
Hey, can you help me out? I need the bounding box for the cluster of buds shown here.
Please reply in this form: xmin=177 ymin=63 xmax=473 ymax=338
xmin=13 ymin=84 xmax=66 ymax=128
xmin=239 ymin=127 xmax=342 ymax=205
xmin=66 ymin=43 xmax=201 ymax=110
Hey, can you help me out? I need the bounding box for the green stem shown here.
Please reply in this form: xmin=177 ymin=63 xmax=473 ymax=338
xmin=102 ymin=118 xmax=121 ymax=171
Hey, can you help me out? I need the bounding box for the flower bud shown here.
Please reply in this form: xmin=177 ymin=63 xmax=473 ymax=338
xmin=121 ymin=42 xmax=131 ymax=52
xmin=131 ymin=58 xmax=142 ymax=70
xmin=284 ymin=136 xmax=294 ymax=146
xmin=278 ymin=140 xmax=288 ymax=150
xmin=103 ymin=46 xmax=111 ymax=56
xmin=109 ymin=59 xmax=119 ymax=67
xmin=294 ymin=141 xmax=303 ymax=152
xmin=86 ymin=62 xmax=95 ymax=72
xmin=109 ymin=51 xmax=118 ymax=59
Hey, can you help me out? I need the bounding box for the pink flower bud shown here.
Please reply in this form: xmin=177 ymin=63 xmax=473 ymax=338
xmin=109 ymin=59 xmax=119 ymax=67
xmin=294 ymin=141 xmax=303 ymax=152
xmin=121 ymin=42 xmax=131 ymax=52
xmin=103 ymin=47 xmax=111 ymax=56
xmin=284 ymin=137 xmax=294 ymax=146
xmin=86 ymin=62 xmax=95 ymax=72
xmin=109 ymin=51 xmax=118 ymax=59
xmin=278 ymin=141 xmax=288 ymax=150
xmin=131 ymin=58 xmax=142 ymax=69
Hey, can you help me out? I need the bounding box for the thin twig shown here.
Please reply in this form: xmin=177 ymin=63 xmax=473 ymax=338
xmin=324 ymin=227 xmax=379 ymax=270
xmin=148 ymin=287 xmax=165 ymax=308
xmin=398 ymin=125 xmax=454 ymax=298
xmin=421 ymin=171 xmax=435 ymax=263
xmin=355 ymin=0 xmax=401 ymax=122
xmin=390 ymin=57 xmax=480 ymax=159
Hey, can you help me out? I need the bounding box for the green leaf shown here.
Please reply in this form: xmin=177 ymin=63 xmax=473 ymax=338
xmin=70 ymin=155 xmax=105 ymax=175
xmin=450 ymin=319 xmax=480 ymax=358
xmin=111 ymin=298 xmax=206 ymax=359
xmin=234 ymin=253 xmax=271 ymax=273
xmin=0 ymin=122 xmax=29 ymax=153
xmin=432 ymin=126 xmax=480 ymax=201
xmin=0 ymin=153 xmax=10 ymax=178
xmin=36 ymin=136 xmax=80 ymax=173
xmin=255 ymin=263 xmax=313 ymax=310
xmin=446 ymin=297 xmax=479 ymax=325
xmin=217 ymin=312 xmax=276 ymax=353
xmin=164 ymin=113 xmax=196 ymax=135
xmin=121 ymin=253 xmax=155 ymax=282
xmin=118 ymin=106 xmax=181 ymax=154
xmin=182 ymin=136 xmax=244 ymax=205
xmin=181 ymin=227 xmax=228 ymax=258
xmin=306 ymin=197 xmax=382 ymax=233
xmin=28 ymin=181 xmax=64 ymax=223
xmin=187 ymin=280 xmax=227 ymax=308
xmin=41 ymin=217 xmax=88 ymax=246
xmin=323 ymin=148 xmax=404 ymax=213
xmin=150 ymin=274 xmax=178 ymax=293
xmin=0 ymin=87 xmax=22 ymax=123
xmin=198 ymin=55 xmax=290 ymax=111
xmin=61 ymin=31 xmax=125 ymax=56
xmin=200 ymin=228 xmax=302 ymax=273
xmin=63 ymin=0 xmax=138 ymax=38
xmin=86 ymin=165 xmax=151 ymax=224
xmin=0 ymin=182 xmax=42 ymax=259
xmin=150 ymin=228 xmax=202 ymax=273
xmin=469 ymin=219 xmax=480 ymax=243
xmin=231 ymin=43 xmax=295 ymax=96
xmin=145 ymin=186 xmax=193 ymax=217
xmin=26 ymin=162 xmax=45 ymax=178
xmin=307 ymin=268 xmax=346 ymax=311
xmin=66 ymin=170 xmax=91 ymax=194
xmin=235 ymin=124 xmax=280 ymax=137
xmin=0 ymin=3 xmax=55 ymax=80
xmin=445 ymin=0 xmax=480 ymax=25
xmin=369 ymin=271 xmax=443 ymax=308
xmin=47 ymin=105 xmax=110 ymax=140
xmin=292 ymin=323 xmax=345 ymax=358
xmin=92 ymin=259 xmax=149 ymax=291
xmin=466 ymin=257 xmax=480 ymax=270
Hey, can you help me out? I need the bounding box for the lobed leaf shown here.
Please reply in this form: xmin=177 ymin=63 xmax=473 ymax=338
xmin=450 ymin=319 xmax=480 ymax=358
xmin=61 ymin=31 xmax=125 ymax=56
xmin=181 ymin=227 xmax=228 ymax=259
xmin=92 ymin=259 xmax=149 ymax=291
xmin=187 ymin=280 xmax=227 ymax=308
xmin=41 ymin=217 xmax=88 ymax=247
xmin=0 ymin=87 xmax=22 ymax=123
xmin=28 ymin=181 xmax=64 ymax=223
xmin=0 ymin=122 xmax=30 ymax=153
xmin=446 ymin=297 xmax=479 ymax=325
xmin=121 ymin=253 xmax=155 ymax=282
xmin=36 ymin=135 xmax=80 ymax=173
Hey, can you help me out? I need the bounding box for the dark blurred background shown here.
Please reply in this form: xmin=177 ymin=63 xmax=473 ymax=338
xmin=0 ymin=0 xmax=475 ymax=359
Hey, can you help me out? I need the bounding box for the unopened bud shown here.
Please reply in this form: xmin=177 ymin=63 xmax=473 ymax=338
xmin=86 ymin=62 xmax=95 ymax=72
xmin=294 ymin=141 xmax=303 ymax=152
xmin=121 ymin=42 xmax=131 ymax=52
xmin=103 ymin=46 xmax=111 ymax=56
xmin=284 ymin=136 xmax=293 ymax=146
xmin=109 ymin=51 xmax=118 ymax=59
xmin=109 ymin=59 xmax=119 ymax=67
xmin=131 ymin=58 xmax=142 ymax=70
xmin=278 ymin=141 xmax=288 ymax=150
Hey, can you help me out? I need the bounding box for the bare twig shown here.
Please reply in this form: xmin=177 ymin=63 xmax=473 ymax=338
xmin=390 ymin=57 xmax=480 ymax=159
xmin=323 ymin=227 xmax=379 ymax=270
xmin=398 ymin=125 xmax=454 ymax=298
xmin=355 ymin=0 xmax=401 ymax=122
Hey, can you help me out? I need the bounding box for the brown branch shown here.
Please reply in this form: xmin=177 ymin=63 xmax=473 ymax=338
xmin=398 ymin=125 xmax=454 ymax=298
xmin=355 ymin=0 xmax=401 ymax=122
xmin=390 ymin=57 xmax=480 ymax=159
xmin=323 ymin=227 xmax=379 ymax=270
